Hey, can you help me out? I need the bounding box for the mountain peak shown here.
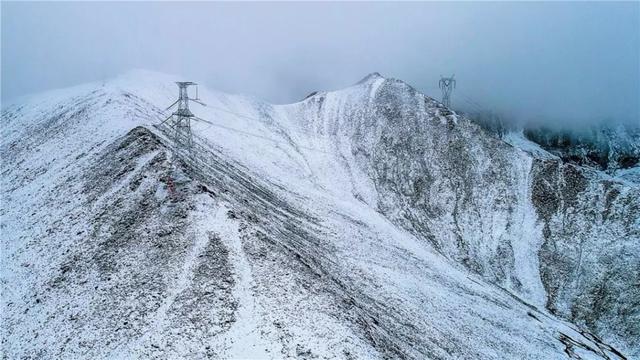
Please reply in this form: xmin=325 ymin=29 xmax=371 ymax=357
xmin=356 ymin=72 xmax=385 ymax=85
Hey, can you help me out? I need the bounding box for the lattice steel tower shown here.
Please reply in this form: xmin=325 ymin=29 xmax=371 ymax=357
xmin=161 ymin=82 xmax=206 ymax=154
xmin=439 ymin=75 xmax=456 ymax=108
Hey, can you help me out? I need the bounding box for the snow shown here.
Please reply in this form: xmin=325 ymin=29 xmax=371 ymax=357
xmin=1 ymin=69 xmax=635 ymax=359
xmin=206 ymin=203 xmax=277 ymax=359
xmin=615 ymin=165 xmax=640 ymax=184
xmin=504 ymin=130 xmax=558 ymax=160
xmin=509 ymin=155 xmax=548 ymax=307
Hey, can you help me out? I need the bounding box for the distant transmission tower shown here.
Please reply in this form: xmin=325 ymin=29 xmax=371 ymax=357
xmin=439 ymin=75 xmax=456 ymax=108
xmin=160 ymin=82 xmax=209 ymax=155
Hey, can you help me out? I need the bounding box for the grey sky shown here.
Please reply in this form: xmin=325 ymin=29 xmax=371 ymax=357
xmin=2 ymin=1 xmax=639 ymax=125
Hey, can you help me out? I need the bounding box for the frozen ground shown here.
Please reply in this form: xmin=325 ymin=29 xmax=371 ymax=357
xmin=1 ymin=70 xmax=637 ymax=359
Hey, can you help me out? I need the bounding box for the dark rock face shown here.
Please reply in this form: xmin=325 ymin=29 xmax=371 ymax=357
xmin=523 ymin=124 xmax=640 ymax=172
xmin=531 ymin=158 xmax=640 ymax=350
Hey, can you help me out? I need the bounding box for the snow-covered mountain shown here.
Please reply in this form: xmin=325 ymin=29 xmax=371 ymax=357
xmin=519 ymin=124 xmax=640 ymax=173
xmin=1 ymin=70 xmax=637 ymax=359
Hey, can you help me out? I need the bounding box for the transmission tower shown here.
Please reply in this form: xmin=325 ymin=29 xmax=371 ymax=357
xmin=160 ymin=82 xmax=209 ymax=155
xmin=439 ymin=75 xmax=456 ymax=108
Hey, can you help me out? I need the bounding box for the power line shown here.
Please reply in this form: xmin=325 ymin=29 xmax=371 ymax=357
xmin=456 ymin=90 xmax=493 ymax=114
xmin=195 ymin=115 xmax=329 ymax=155
xmin=159 ymin=100 xmax=329 ymax=155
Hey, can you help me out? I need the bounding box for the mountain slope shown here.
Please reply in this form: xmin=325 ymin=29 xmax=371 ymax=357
xmin=1 ymin=70 xmax=636 ymax=359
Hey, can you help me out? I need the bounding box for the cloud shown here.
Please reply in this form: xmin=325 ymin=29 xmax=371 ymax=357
xmin=2 ymin=2 xmax=638 ymax=125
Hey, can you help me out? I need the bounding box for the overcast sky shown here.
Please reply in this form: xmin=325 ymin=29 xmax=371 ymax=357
xmin=2 ymin=2 xmax=639 ymax=125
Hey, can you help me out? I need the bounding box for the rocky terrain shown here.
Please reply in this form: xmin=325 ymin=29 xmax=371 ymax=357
xmin=1 ymin=70 xmax=637 ymax=359
xmin=523 ymin=125 xmax=640 ymax=173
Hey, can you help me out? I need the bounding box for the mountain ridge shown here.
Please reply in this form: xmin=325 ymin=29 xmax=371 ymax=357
xmin=1 ymin=70 xmax=637 ymax=359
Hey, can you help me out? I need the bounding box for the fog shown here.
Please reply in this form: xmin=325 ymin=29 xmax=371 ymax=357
xmin=2 ymin=2 xmax=638 ymax=126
